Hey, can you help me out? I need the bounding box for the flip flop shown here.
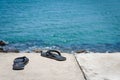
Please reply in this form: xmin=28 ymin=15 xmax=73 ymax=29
xmin=41 ymin=50 xmax=66 ymax=61
xmin=13 ymin=56 xmax=29 ymax=70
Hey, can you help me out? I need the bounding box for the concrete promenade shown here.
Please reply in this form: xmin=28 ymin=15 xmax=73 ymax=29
xmin=0 ymin=53 xmax=84 ymax=80
xmin=0 ymin=53 xmax=120 ymax=80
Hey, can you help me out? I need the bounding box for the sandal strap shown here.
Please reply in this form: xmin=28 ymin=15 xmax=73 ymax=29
xmin=46 ymin=50 xmax=61 ymax=56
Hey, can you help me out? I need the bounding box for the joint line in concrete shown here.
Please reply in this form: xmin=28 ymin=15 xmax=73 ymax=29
xmin=74 ymin=54 xmax=88 ymax=80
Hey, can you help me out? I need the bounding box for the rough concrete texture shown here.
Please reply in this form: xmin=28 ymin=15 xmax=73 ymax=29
xmin=76 ymin=53 xmax=120 ymax=80
xmin=0 ymin=53 xmax=84 ymax=80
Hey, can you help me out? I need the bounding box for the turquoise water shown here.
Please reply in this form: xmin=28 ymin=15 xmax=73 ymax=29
xmin=0 ymin=0 xmax=120 ymax=52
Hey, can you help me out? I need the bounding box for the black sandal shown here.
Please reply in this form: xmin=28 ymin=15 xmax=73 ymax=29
xmin=13 ymin=56 xmax=29 ymax=70
xmin=41 ymin=50 xmax=66 ymax=61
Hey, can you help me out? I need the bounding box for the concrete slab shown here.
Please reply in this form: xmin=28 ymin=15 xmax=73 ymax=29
xmin=75 ymin=53 xmax=120 ymax=80
xmin=0 ymin=53 xmax=84 ymax=80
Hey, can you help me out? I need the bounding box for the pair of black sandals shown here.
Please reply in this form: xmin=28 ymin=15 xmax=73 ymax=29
xmin=13 ymin=50 xmax=66 ymax=70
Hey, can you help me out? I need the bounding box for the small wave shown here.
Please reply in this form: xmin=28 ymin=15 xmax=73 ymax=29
xmin=1 ymin=41 xmax=120 ymax=53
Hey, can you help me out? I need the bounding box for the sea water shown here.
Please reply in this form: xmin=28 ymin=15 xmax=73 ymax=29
xmin=0 ymin=0 xmax=120 ymax=52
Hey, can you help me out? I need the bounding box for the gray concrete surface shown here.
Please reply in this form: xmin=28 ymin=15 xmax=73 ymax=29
xmin=75 ymin=53 xmax=120 ymax=80
xmin=0 ymin=53 xmax=84 ymax=80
